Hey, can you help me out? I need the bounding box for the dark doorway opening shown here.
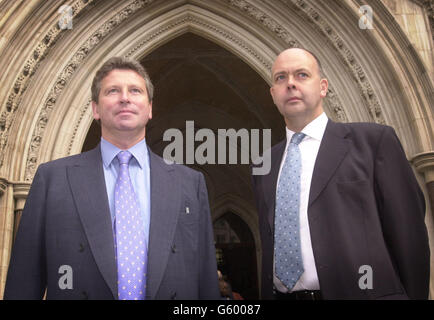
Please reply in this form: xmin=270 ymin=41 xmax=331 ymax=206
xmin=214 ymin=212 xmax=258 ymax=299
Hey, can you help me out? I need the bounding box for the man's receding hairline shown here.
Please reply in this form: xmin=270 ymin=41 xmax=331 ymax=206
xmin=272 ymin=47 xmax=323 ymax=77
xmin=103 ymin=68 xmax=146 ymax=81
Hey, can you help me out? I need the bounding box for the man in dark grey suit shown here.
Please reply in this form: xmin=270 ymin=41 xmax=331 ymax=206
xmin=251 ymin=48 xmax=430 ymax=300
xmin=4 ymin=57 xmax=220 ymax=300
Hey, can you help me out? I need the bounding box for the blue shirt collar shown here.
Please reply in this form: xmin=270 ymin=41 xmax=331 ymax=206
xmin=100 ymin=137 xmax=149 ymax=169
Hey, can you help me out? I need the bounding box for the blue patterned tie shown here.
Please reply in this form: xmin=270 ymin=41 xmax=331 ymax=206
xmin=114 ymin=151 xmax=147 ymax=300
xmin=274 ymin=132 xmax=305 ymax=290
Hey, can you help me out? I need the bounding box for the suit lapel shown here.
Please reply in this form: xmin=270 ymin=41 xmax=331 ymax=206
xmin=67 ymin=145 xmax=118 ymax=299
xmin=263 ymin=140 xmax=286 ymax=231
xmin=146 ymin=150 xmax=181 ymax=300
xmin=309 ymin=120 xmax=350 ymax=211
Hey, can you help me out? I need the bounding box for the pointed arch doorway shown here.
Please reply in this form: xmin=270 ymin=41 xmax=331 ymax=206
xmin=214 ymin=212 xmax=258 ymax=299
xmin=82 ymin=32 xmax=283 ymax=152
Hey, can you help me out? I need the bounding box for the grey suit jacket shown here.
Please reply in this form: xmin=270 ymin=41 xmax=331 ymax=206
xmin=4 ymin=144 xmax=220 ymax=299
xmin=252 ymin=120 xmax=429 ymax=299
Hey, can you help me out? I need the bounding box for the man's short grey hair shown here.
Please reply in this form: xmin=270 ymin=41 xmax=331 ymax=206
xmin=91 ymin=57 xmax=154 ymax=103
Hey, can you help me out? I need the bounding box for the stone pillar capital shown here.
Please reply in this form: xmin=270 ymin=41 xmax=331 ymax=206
xmin=12 ymin=182 xmax=31 ymax=211
xmin=412 ymin=151 xmax=434 ymax=183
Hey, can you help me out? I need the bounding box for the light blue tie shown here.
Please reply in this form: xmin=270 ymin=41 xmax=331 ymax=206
xmin=274 ymin=132 xmax=306 ymax=290
xmin=114 ymin=151 xmax=147 ymax=300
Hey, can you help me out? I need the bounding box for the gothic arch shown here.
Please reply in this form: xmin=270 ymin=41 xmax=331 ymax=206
xmin=0 ymin=0 xmax=431 ymax=182
xmin=0 ymin=0 xmax=433 ymax=297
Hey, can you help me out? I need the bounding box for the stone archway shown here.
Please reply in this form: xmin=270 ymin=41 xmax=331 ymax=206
xmin=0 ymin=0 xmax=433 ymax=297
xmin=1 ymin=1 xmax=431 ymax=182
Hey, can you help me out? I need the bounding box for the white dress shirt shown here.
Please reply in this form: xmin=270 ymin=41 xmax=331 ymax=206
xmin=274 ymin=112 xmax=329 ymax=292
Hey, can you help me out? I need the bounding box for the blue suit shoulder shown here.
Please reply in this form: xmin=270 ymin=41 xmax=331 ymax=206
xmin=331 ymin=121 xmax=397 ymax=147
xmin=34 ymin=149 xmax=99 ymax=176
xmin=337 ymin=121 xmax=392 ymax=135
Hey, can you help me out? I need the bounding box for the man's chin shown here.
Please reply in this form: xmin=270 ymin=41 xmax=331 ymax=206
xmin=116 ymin=119 xmax=149 ymax=130
xmin=279 ymin=105 xmax=306 ymax=118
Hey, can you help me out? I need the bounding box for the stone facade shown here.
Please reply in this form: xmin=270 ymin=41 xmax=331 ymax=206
xmin=0 ymin=0 xmax=432 ymax=299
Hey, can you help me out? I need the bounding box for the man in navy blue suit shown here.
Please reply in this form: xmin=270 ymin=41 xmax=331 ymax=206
xmin=251 ymin=48 xmax=429 ymax=300
xmin=5 ymin=57 xmax=220 ymax=300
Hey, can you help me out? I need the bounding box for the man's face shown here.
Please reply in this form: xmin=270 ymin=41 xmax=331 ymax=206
xmin=270 ymin=49 xmax=328 ymax=130
xmin=92 ymin=69 xmax=152 ymax=141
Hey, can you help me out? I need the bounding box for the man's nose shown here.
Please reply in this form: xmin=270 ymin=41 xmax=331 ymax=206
xmin=119 ymin=89 xmax=130 ymax=104
xmin=287 ymin=76 xmax=296 ymax=89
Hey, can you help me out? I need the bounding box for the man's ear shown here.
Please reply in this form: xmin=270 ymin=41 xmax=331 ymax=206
xmin=91 ymin=101 xmax=100 ymax=121
xmin=319 ymin=78 xmax=328 ymax=98
xmin=148 ymin=102 xmax=152 ymax=120
xmin=270 ymin=86 xmax=276 ymax=104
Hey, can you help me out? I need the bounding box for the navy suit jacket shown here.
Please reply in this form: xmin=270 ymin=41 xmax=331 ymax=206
xmin=252 ymin=120 xmax=430 ymax=299
xmin=4 ymin=145 xmax=220 ymax=299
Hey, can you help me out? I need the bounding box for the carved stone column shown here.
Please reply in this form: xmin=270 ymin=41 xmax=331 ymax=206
xmin=412 ymin=152 xmax=434 ymax=216
xmin=0 ymin=178 xmax=14 ymax=298
xmin=12 ymin=183 xmax=31 ymax=242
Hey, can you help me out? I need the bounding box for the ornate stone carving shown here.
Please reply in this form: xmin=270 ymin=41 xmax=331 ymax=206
xmin=326 ymin=88 xmax=348 ymax=122
xmin=0 ymin=0 xmax=96 ymax=170
xmin=224 ymin=0 xmax=383 ymax=123
xmin=280 ymin=0 xmax=386 ymax=124
xmin=24 ymin=0 xmax=159 ymax=181
xmin=20 ymin=0 xmax=383 ymax=181
xmin=0 ymin=177 xmax=7 ymax=196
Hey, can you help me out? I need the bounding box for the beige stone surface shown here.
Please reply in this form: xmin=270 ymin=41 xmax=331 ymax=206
xmin=0 ymin=0 xmax=432 ymax=299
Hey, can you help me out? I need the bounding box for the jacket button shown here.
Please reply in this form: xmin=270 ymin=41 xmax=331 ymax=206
xmin=171 ymin=292 xmax=177 ymax=300
xmin=79 ymin=243 xmax=85 ymax=252
xmin=171 ymin=244 xmax=176 ymax=253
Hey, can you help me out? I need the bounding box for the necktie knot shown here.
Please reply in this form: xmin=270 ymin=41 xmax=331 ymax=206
xmin=117 ymin=151 xmax=132 ymax=165
xmin=291 ymin=132 xmax=305 ymax=145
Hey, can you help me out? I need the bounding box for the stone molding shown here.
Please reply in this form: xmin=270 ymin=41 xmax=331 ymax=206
xmin=0 ymin=178 xmax=7 ymax=197
xmin=24 ymin=0 xmax=158 ymax=181
xmin=0 ymin=0 xmax=428 ymax=182
xmin=0 ymin=0 xmax=96 ymax=168
xmin=23 ymin=0 xmax=348 ymax=180
xmin=411 ymin=0 xmax=434 ymax=39
xmin=12 ymin=182 xmax=31 ymax=211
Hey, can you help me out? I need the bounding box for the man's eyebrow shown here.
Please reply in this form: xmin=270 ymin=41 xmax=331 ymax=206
xmin=272 ymin=70 xmax=287 ymax=77
xmin=294 ymin=67 xmax=311 ymax=73
xmin=272 ymin=68 xmax=310 ymax=77
xmin=104 ymin=84 xmax=119 ymax=89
